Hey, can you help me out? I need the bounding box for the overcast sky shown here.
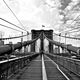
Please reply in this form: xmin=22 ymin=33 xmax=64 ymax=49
xmin=0 ymin=0 xmax=61 ymax=34
xmin=0 ymin=0 xmax=80 ymax=46
xmin=0 ymin=0 xmax=79 ymax=34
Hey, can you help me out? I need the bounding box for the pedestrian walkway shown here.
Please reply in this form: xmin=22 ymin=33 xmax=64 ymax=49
xmin=9 ymin=55 xmax=42 ymax=80
xmin=9 ymin=54 xmax=68 ymax=80
xmin=44 ymin=54 xmax=68 ymax=80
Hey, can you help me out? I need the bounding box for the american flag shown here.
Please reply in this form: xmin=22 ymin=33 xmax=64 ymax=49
xmin=42 ymin=25 xmax=45 ymax=27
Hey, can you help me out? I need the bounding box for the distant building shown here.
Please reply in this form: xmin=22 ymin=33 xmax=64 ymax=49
xmin=9 ymin=42 xmax=13 ymax=44
xmin=0 ymin=41 xmax=4 ymax=46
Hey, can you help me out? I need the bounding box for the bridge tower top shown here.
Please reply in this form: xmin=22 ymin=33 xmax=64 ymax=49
xmin=31 ymin=29 xmax=53 ymax=39
xmin=31 ymin=29 xmax=53 ymax=53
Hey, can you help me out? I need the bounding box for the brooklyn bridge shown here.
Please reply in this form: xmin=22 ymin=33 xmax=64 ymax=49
xmin=0 ymin=30 xmax=80 ymax=80
xmin=1 ymin=0 xmax=80 ymax=80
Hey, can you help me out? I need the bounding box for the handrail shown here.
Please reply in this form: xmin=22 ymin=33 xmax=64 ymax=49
xmin=0 ymin=53 xmax=39 ymax=80
xmin=46 ymin=54 xmax=80 ymax=77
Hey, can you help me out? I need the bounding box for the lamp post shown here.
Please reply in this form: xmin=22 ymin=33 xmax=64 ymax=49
xmin=27 ymin=31 xmax=29 ymax=41
xmin=59 ymin=33 xmax=61 ymax=43
xmin=65 ymin=33 xmax=67 ymax=44
xmin=21 ymin=32 xmax=23 ymax=42
xmin=58 ymin=33 xmax=61 ymax=53
xmin=65 ymin=33 xmax=67 ymax=53
xmin=27 ymin=31 xmax=29 ymax=52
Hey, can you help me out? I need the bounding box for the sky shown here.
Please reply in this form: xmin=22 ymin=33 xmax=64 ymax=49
xmin=0 ymin=0 xmax=80 ymax=47
xmin=0 ymin=0 xmax=61 ymax=34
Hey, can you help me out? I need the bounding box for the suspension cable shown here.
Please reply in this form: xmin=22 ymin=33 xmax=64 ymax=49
xmin=0 ymin=18 xmax=26 ymax=32
xmin=60 ymin=14 xmax=80 ymax=33
xmin=43 ymin=32 xmax=80 ymax=40
xmin=64 ymin=24 xmax=80 ymax=33
xmin=67 ymin=29 xmax=80 ymax=34
xmin=3 ymin=0 xmax=27 ymax=32
xmin=0 ymin=24 xmax=22 ymax=32
xmin=0 ymin=34 xmax=27 ymax=40
xmin=53 ymin=33 xmax=80 ymax=40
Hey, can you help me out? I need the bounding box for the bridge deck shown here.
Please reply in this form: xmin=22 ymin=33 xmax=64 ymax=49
xmin=9 ymin=55 xmax=42 ymax=80
xmin=8 ymin=55 xmax=67 ymax=80
xmin=44 ymin=55 xmax=68 ymax=80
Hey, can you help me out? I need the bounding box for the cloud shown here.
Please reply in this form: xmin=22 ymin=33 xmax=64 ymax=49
xmin=0 ymin=0 xmax=10 ymax=14
xmin=0 ymin=0 xmax=20 ymax=14
xmin=59 ymin=0 xmax=72 ymax=10
xmin=33 ymin=0 xmax=45 ymax=7
xmin=0 ymin=0 xmax=62 ymax=34
xmin=66 ymin=0 xmax=79 ymax=10
xmin=8 ymin=0 xmax=20 ymax=14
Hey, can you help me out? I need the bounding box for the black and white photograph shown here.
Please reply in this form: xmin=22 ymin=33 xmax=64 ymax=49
xmin=0 ymin=0 xmax=80 ymax=80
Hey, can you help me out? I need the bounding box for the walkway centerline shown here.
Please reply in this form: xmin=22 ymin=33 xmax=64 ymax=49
xmin=42 ymin=54 xmax=48 ymax=80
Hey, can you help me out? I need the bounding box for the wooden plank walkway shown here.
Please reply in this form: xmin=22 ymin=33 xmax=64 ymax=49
xmin=9 ymin=55 xmax=42 ymax=80
xmin=9 ymin=54 xmax=69 ymax=80
xmin=44 ymin=54 xmax=68 ymax=80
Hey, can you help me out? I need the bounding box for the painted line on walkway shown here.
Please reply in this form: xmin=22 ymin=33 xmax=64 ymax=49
xmin=42 ymin=54 xmax=48 ymax=80
xmin=45 ymin=55 xmax=70 ymax=80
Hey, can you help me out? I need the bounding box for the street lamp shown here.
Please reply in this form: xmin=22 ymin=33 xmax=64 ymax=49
xmin=21 ymin=32 xmax=23 ymax=42
xmin=65 ymin=33 xmax=67 ymax=44
xmin=27 ymin=31 xmax=29 ymax=41
xmin=59 ymin=33 xmax=61 ymax=43
xmin=65 ymin=33 xmax=67 ymax=53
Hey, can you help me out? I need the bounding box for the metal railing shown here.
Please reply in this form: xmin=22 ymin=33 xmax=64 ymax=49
xmin=46 ymin=53 xmax=80 ymax=77
xmin=0 ymin=53 xmax=39 ymax=80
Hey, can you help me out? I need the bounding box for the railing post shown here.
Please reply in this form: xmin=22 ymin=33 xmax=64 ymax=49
xmin=24 ymin=46 xmax=27 ymax=53
xmin=58 ymin=46 xmax=60 ymax=53
xmin=61 ymin=47 xmax=65 ymax=53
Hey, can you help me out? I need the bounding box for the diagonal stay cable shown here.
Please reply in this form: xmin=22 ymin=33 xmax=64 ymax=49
xmin=0 ymin=18 xmax=26 ymax=32
xmin=66 ymin=28 xmax=80 ymax=34
xmin=64 ymin=24 xmax=80 ymax=33
xmin=0 ymin=24 xmax=22 ymax=32
xmin=60 ymin=14 xmax=80 ymax=33
xmin=3 ymin=0 xmax=27 ymax=32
